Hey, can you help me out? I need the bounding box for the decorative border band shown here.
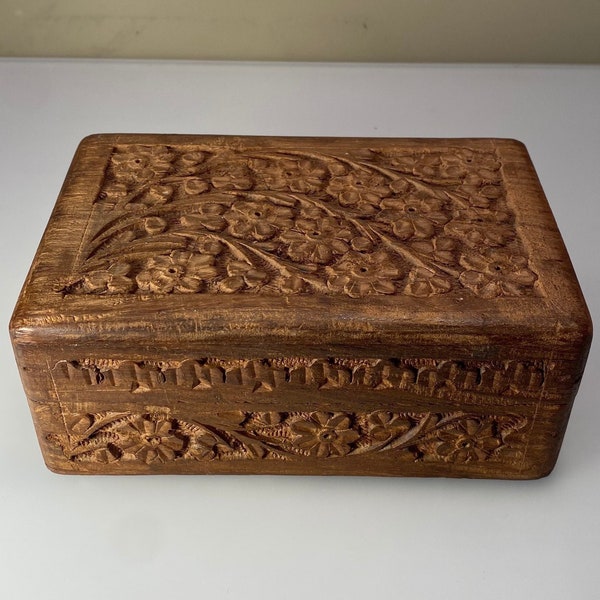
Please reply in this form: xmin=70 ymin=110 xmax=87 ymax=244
xmin=53 ymin=357 xmax=548 ymax=398
xmin=48 ymin=409 xmax=528 ymax=466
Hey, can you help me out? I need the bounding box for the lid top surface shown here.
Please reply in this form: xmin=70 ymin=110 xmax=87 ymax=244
xmin=11 ymin=135 xmax=590 ymax=350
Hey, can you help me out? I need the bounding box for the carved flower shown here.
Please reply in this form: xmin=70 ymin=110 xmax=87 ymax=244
xmin=121 ymin=416 xmax=187 ymax=464
xmin=382 ymin=153 xmax=417 ymax=173
xmin=410 ymin=153 xmax=467 ymax=181
xmin=122 ymin=185 xmax=174 ymax=211
xmin=111 ymin=145 xmax=174 ymax=184
xmin=291 ymin=412 xmax=360 ymax=457
xmin=444 ymin=208 xmax=515 ymax=248
xmin=326 ymin=171 xmax=390 ymax=215
xmin=136 ymin=250 xmax=217 ymax=293
xmin=211 ymin=162 xmax=253 ymax=190
xmin=367 ymin=412 xmax=412 ymax=442
xmin=280 ymin=217 xmax=352 ymax=264
xmin=431 ymin=418 xmax=502 ymax=462
xmin=195 ymin=235 xmax=225 ymax=256
xmin=177 ymin=151 xmax=206 ymax=175
xmin=458 ymin=250 xmax=537 ymax=298
xmin=224 ymin=201 xmax=294 ymax=241
xmin=404 ymin=267 xmax=452 ymax=297
xmin=411 ymin=236 xmax=457 ymax=264
xmin=378 ymin=196 xmax=449 ymax=240
xmin=219 ymin=260 xmax=268 ymax=292
xmin=457 ymin=181 xmax=505 ymax=208
xmin=81 ymin=263 xmax=134 ymax=294
xmin=326 ymin=251 xmax=403 ymax=298
xmin=261 ymin=159 xmax=327 ymax=193
xmin=181 ymin=200 xmax=229 ymax=232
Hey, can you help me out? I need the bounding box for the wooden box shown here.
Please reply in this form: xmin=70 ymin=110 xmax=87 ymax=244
xmin=10 ymin=135 xmax=592 ymax=478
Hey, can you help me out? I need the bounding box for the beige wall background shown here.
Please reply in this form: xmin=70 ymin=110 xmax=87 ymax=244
xmin=1 ymin=0 xmax=599 ymax=63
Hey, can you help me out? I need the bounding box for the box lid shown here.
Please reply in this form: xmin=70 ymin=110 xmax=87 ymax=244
xmin=10 ymin=135 xmax=591 ymax=361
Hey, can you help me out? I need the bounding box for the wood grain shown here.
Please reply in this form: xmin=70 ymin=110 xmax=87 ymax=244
xmin=11 ymin=135 xmax=592 ymax=478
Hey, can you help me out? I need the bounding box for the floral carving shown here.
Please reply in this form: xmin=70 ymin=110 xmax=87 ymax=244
xmin=136 ymin=251 xmax=217 ymax=294
xmin=425 ymin=418 xmax=502 ymax=463
xmin=458 ymin=250 xmax=538 ymax=298
xmin=291 ymin=412 xmax=360 ymax=457
xmin=63 ymin=142 xmax=540 ymax=299
xmin=261 ymin=158 xmax=327 ymax=193
xmin=224 ymin=201 xmax=294 ymax=241
xmin=326 ymin=170 xmax=390 ymax=215
xmin=120 ymin=415 xmax=187 ymax=463
xmin=81 ymin=263 xmax=134 ymax=294
xmin=48 ymin=410 xmax=528 ymax=466
xmin=326 ymin=251 xmax=402 ymax=297
xmin=280 ymin=217 xmax=352 ymax=264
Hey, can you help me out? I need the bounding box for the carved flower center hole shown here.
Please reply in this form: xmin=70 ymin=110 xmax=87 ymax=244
xmin=457 ymin=438 xmax=473 ymax=449
xmin=319 ymin=430 xmax=337 ymax=442
xmin=254 ymin=211 xmax=262 ymax=217
xmin=493 ymin=265 xmax=502 ymax=272
xmin=168 ymin=268 xmax=177 ymax=274
xmin=359 ymin=267 xmax=368 ymax=273
xmin=355 ymin=180 xmax=363 ymax=186
xmin=310 ymin=231 xmax=321 ymax=237
xmin=145 ymin=435 xmax=163 ymax=447
xmin=407 ymin=207 xmax=417 ymax=213
xmin=285 ymin=171 xmax=294 ymax=177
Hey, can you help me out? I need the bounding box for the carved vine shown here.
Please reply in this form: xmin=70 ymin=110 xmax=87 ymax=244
xmin=48 ymin=410 xmax=528 ymax=465
xmin=60 ymin=143 xmax=539 ymax=298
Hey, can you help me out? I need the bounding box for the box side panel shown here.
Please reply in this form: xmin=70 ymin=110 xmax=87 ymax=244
xmin=22 ymin=348 xmax=583 ymax=479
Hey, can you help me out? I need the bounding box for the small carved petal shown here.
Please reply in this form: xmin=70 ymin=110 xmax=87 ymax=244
xmin=481 ymin=185 xmax=504 ymax=199
xmin=344 ymin=279 xmax=373 ymax=298
xmin=316 ymin=443 xmax=333 ymax=458
xmin=280 ymin=275 xmax=305 ymax=294
xmin=184 ymin=179 xmax=210 ymax=194
xmin=336 ymin=429 xmax=361 ymax=444
xmin=295 ymin=435 xmax=319 ymax=450
xmin=182 ymin=214 xmax=226 ymax=232
xmin=220 ymin=276 xmax=245 ymax=293
xmin=144 ymin=216 xmax=167 ymax=235
xmin=507 ymin=269 xmax=537 ymax=287
xmin=391 ymin=219 xmax=416 ymax=240
xmin=326 ymin=414 xmax=351 ymax=429
xmin=244 ymin=268 xmax=268 ymax=287
xmin=459 ymin=269 xmax=486 ymax=289
xmin=350 ymin=236 xmax=373 ymax=252
xmin=254 ymin=221 xmax=277 ymax=240
xmin=330 ymin=239 xmax=350 ymax=255
xmin=389 ymin=178 xmax=410 ymax=194
xmin=177 ymin=276 xmax=204 ymax=293
xmin=371 ymin=279 xmax=397 ymax=295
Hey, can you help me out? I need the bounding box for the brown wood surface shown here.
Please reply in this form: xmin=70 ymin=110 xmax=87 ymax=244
xmin=10 ymin=135 xmax=592 ymax=478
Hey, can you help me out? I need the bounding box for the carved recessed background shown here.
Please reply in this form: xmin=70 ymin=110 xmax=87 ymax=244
xmin=61 ymin=142 xmax=539 ymax=299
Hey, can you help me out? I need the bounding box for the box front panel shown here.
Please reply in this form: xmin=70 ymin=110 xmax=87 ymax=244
xmin=23 ymin=352 xmax=577 ymax=478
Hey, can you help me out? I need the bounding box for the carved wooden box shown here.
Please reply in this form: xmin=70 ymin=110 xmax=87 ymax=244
xmin=11 ymin=135 xmax=591 ymax=478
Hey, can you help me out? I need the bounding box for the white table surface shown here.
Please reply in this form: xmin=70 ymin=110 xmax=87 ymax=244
xmin=1 ymin=59 xmax=598 ymax=600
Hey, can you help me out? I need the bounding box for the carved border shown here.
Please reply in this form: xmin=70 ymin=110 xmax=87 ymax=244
xmin=53 ymin=357 xmax=549 ymax=400
xmin=47 ymin=409 xmax=529 ymax=466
